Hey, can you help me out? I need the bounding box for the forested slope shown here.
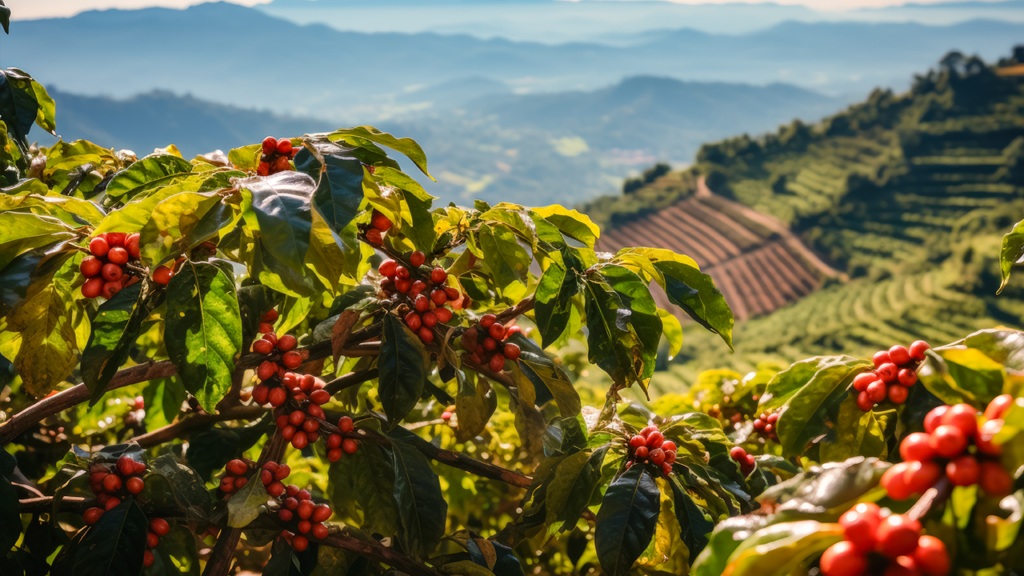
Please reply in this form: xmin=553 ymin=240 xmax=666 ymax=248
xmin=585 ymin=48 xmax=1024 ymax=385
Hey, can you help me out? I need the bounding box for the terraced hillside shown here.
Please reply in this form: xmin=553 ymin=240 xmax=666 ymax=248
xmin=583 ymin=47 xmax=1024 ymax=383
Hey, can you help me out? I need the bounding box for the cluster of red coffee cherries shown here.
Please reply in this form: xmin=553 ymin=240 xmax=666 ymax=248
xmin=853 ymin=341 xmax=930 ymax=411
xmin=84 ymin=455 xmax=148 ymax=515
xmin=378 ymin=252 xmax=461 ymax=345
xmin=625 ymin=425 xmax=677 ymax=476
xmin=752 ymin=409 xmax=779 ymax=442
xmin=460 ymin=315 xmax=522 ymax=373
xmin=882 ymin=395 xmax=1014 ymax=499
xmin=820 ymin=504 xmax=949 ymax=576
xmin=257 ymin=137 xmax=299 ymax=176
xmin=275 ymin=485 xmax=333 ymax=552
xmin=365 ymin=210 xmax=393 ymax=245
xmin=324 ymin=416 xmax=360 ymax=462
xmin=80 ymin=232 xmax=143 ymax=299
xmin=272 ymin=379 xmax=331 ymax=451
xmin=729 ymin=446 xmax=757 ymax=475
xmin=219 ymin=458 xmax=290 ymax=497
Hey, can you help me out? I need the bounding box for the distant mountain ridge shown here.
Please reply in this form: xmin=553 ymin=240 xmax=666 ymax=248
xmin=7 ymin=2 xmax=1024 ymax=119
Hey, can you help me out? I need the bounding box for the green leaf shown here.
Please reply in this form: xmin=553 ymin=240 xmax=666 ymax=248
xmin=228 ymin=144 xmax=261 ymax=171
xmin=595 ymin=466 xmax=661 ymax=576
xmin=92 ymin=183 xmax=191 ymax=236
xmin=762 ymin=355 xmax=869 ymax=457
xmin=547 ymin=445 xmax=609 ymax=530
xmin=583 ymin=276 xmax=646 ymax=392
xmin=655 ymin=260 xmax=733 ymax=351
xmin=531 ymin=205 xmax=600 ymax=248
xmin=506 ymin=332 xmax=580 ymax=417
xmin=762 ymin=457 xmax=888 ymax=521
xmin=329 ymin=126 xmax=433 ymax=179
xmin=147 ymin=522 xmax=200 ymax=576
xmin=455 ymin=375 xmax=498 ymax=442
xmin=81 ymin=283 xmax=153 ymax=405
xmin=0 ymin=69 xmax=39 ymax=143
xmin=534 ymin=261 xmax=580 ymax=348
xmin=999 ymin=219 xmax=1024 ymax=294
xmin=939 ymin=348 xmax=1007 ymax=405
xmin=0 ymin=3 xmax=9 ymax=34
xmin=0 ymin=191 xmax=106 ymax=226
xmin=402 ymin=189 xmax=435 ymax=253
xmin=104 ymin=155 xmax=194 ymax=200
xmin=692 ymin=516 xmax=769 ymax=576
xmin=243 ymin=171 xmax=316 ymax=279
xmin=329 ymin=442 xmax=399 ymax=538
xmin=0 ymin=212 xmax=71 ymax=271
xmin=140 ymin=192 xmax=233 ymax=266
xmin=165 ymin=262 xmax=242 ymax=413
xmin=147 ymin=454 xmax=213 ymax=528
xmin=7 ymin=281 xmax=78 ymax=397
xmin=378 ymin=314 xmax=429 ymax=426
xmin=722 ymin=521 xmax=843 ymax=576
xmin=668 ymin=478 xmax=714 ymax=564
xmin=601 ymin=264 xmax=662 ymax=384
xmin=296 ymin=142 xmax=365 ymax=237
xmin=389 ymin=429 xmax=448 ymax=559
xmin=72 ymin=499 xmax=149 ymax=576
xmin=658 ymin=309 xmax=683 ymax=359
xmin=0 ymin=470 xmax=19 ymax=553
xmin=227 ymin=471 xmax=269 ymax=528
xmin=477 ymin=224 xmax=530 ymax=294
xmin=819 ymin=395 xmax=894 ymax=462
xmin=467 ymin=538 xmax=525 ymax=576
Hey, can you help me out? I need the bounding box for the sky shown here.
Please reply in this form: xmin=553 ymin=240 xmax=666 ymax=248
xmin=2 ymin=0 xmax=1008 ymax=20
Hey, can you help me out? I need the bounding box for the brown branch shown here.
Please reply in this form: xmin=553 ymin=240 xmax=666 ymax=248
xmin=496 ymin=295 xmax=535 ymax=323
xmin=131 ymin=405 xmax=268 ymax=448
xmin=312 ymin=416 xmax=532 ymax=489
xmin=907 ymin=477 xmax=952 ymax=522
xmin=324 ymin=368 xmax=379 ymax=395
xmin=316 ymin=532 xmax=443 ymax=576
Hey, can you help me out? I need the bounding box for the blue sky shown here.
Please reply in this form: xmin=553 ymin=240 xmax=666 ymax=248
xmin=6 ymin=0 xmax=1004 ymax=20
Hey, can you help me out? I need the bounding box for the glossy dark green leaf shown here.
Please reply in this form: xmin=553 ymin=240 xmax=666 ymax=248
xmin=147 ymin=454 xmax=212 ymax=527
xmin=999 ymin=218 xmax=1024 ymax=294
xmin=378 ymin=314 xmax=429 ymax=426
xmin=403 ymin=189 xmax=435 ymax=253
xmin=165 ymin=262 xmax=242 ymax=413
xmin=820 ymin=395 xmax=894 ymax=462
xmin=668 ymin=477 xmax=714 ymax=564
xmin=0 ymin=69 xmax=39 ymax=143
xmin=81 ymin=283 xmax=152 ymax=405
xmin=456 ymin=375 xmax=498 ymax=442
xmin=506 ymin=332 xmax=580 ymax=417
xmin=296 ymin=142 xmax=365 ymax=237
xmin=227 ymin=469 xmax=269 ymax=528
xmin=762 ymin=457 xmax=888 ymax=521
xmin=328 ymin=442 xmax=399 ymax=538
xmin=531 ymin=205 xmax=600 ymax=248
xmin=105 ymin=155 xmax=193 ymax=200
xmin=72 ymin=499 xmax=148 ymax=576
xmin=389 ymin=428 xmax=447 ymax=559
xmin=550 ymin=445 xmax=609 ymax=530
xmin=583 ymin=276 xmax=646 ymax=392
xmin=147 ymin=522 xmax=199 ymax=576
xmin=594 ymin=466 xmax=660 ymax=576
xmin=467 ymin=538 xmax=525 ymax=576
xmin=602 ymin=264 xmax=661 ymax=384
xmin=237 ymin=284 xmax=277 ymax=351
xmin=185 ymin=428 xmax=243 ymax=482
xmin=654 ymin=260 xmax=733 ymax=351
xmin=329 ymin=126 xmax=432 ymax=179
xmin=243 ymin=171 xmax=316 ymax=278
xmin=535 ymin=262 xmax=579 ymax=348
xmin=761 ymin=355 xmax=870 ymax=457
xmin=543 ymin=416 xmax=588 ymax=457
xmin=0 ymin=3 xmax=10 ymax=34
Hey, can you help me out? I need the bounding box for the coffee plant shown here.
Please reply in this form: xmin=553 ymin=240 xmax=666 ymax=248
xmin=4 ymin=12 xmax=1024 ymax=576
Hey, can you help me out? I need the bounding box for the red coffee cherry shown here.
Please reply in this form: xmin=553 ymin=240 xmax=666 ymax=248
xmin=262 ymin=137 xmax=279 ymax=155
xmin=929 ymin=425 xmax=967 ymax=458
xmin=107 ymin=247 xmax=129 ymax=265
xmin=365 ymin=228 xmax=383 ymax=245
xmin=153 ymin=265 xmax=173 ymax=285
xmin=978 ymin=461 xmax=1013 ymax=496
xmin=480 ymin=314 xmax=496 ymax=328
xmin=897 ymin=369 xmax=917 ymax=386
xmin=856 ymin=391 xmax=874 ymax=411
xmin=942 ymin=404 xmax=979 ymax=438
xmin=143 ymin=551 xmax=154 ymax=567
xmin=267 ymin=482 xmax=285 ymax=497
xmin=147 ymin=532 xmax=160 ymax=548
xmin=370 ymin=210 xmax=392 ymax=232
xmin=430 ymin=267 xmax=447 ymax=284
xmin=503 ymin=343 xmax=521 ymax=360
xmin=105 ymin=497 xmax=121 ymax=510
xmin=80 ymin=257 xmax=102 ymax=277
xmin=149 ymin=518 xmax=170 ymax=536
xmin=395 ymin=278 xmax=410 ymax=293
xmin=875 ymin=515 xmax=922 ymax=558
xmin=853 ymin=372 xmax=878 ymax=392
xmin=887 ymin=385 xmax=909 ymax=404
xmin=876 ymin=363 xmax=898 ymax=383
xmin=946 ymin=455 xmax=979 ymax=486
xmin=278 ymin=335 xmax=297 ymax=352
xmin=277 ymin=139 xmax=293 ymax=155
xmin=913 ymin=535 xmax=949 ymax=576
xmin=84 ymin=507 xmax=105 ymax=525
xmin=422 ymin=311 xmax=437 ymax=328
xmin=909 ymin=340 xmax=930 ymax=361
xmin=282 ymin=351 xmax=302 ymax=369
xmin=126 ymin=233 xmax=141 ymax=258
xmin=889 ymin=345 xmax=911 ymax=366
xmin=227 ymin=459 xmax=248 ymax=476
xmin=899 ymin=433 xmax=934 ymax=462
xmin=89 ymin=236 xmax=110 ymax=257
xmin=903 ymin=460 xmax=941 ymax=495
xmin=976 ymin=418 xmax=1004 ymax=455
xmin=342 ymin=438 xmax=358 ymax=454
xmin=430 ymin=289 xmax=447 ymax=306
xmin=101 ymin=263 xmax=123 ymax=282
xmin=488 ymin=353 xmax=505 ymax=372
xmin=101 ymin=281 xmax=121 ymax=299
xmin=126 ymin=477 xmax=145 ymax=494
xmin=866 ymin=380 xmax=887 ymax=403
xmin=872 ymin=350 xmax=891 ymax=367
xmin=82 ymin=277 xmax=104 ymax=298
xmin=379 ymin=259 xmax=397 ymax=277
xmin=312 ymin=504 xmax=332 ymax=522
xmin=293 ymin=535 xmax=309 ymax=552
xmin=924 ymin=406 xmax=949 ymax=433
xmin=339 ymin=416 xmax=354 ymax=433
xmin=820 ymin=541 xmax=867 ymax=576
xmin=103 ymin=474 xmax=122 ymax=492
xmin=435 ymin=308 xmax=453 ymax=323
xmin=405 ymin=312 xmax=423 ymax=331
xmin=488 ymin=323 xmax=505 ymax=340
xmin=253 ymin=339 xmax=274 ymax=355
xmin=881 ymin=462 xmax=913 ymax=500
xmin=839 ymin=505 xmax=881 ymax=553
xmin=410 ymin=251 xmax=426 ymax=267
xmin=269 ymin=388 xmax=288 ymax=407
xmin=418 ymin=327 xmax=434 ymax=344
xmin=313 ymin=523 xmax=329 ymax=539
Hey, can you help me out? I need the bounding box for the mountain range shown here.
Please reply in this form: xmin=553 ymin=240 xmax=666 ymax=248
xmin=6 ymin=2 xmax=1024 ymax=121
xmin=35 ymin=75 xmax=838 ymax=205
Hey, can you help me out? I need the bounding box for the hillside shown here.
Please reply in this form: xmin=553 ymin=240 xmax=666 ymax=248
xmin=582 ymin=48 xmax=1024 ymax=384
xmin=8 ymin=2 xmax=1024 ymax=118
xmin=37 ymin=77 xmax=836 ymax=206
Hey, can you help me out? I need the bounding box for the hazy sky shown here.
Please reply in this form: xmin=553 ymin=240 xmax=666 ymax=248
xmin=3 ymin=0 xmax=1006 ymax=20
